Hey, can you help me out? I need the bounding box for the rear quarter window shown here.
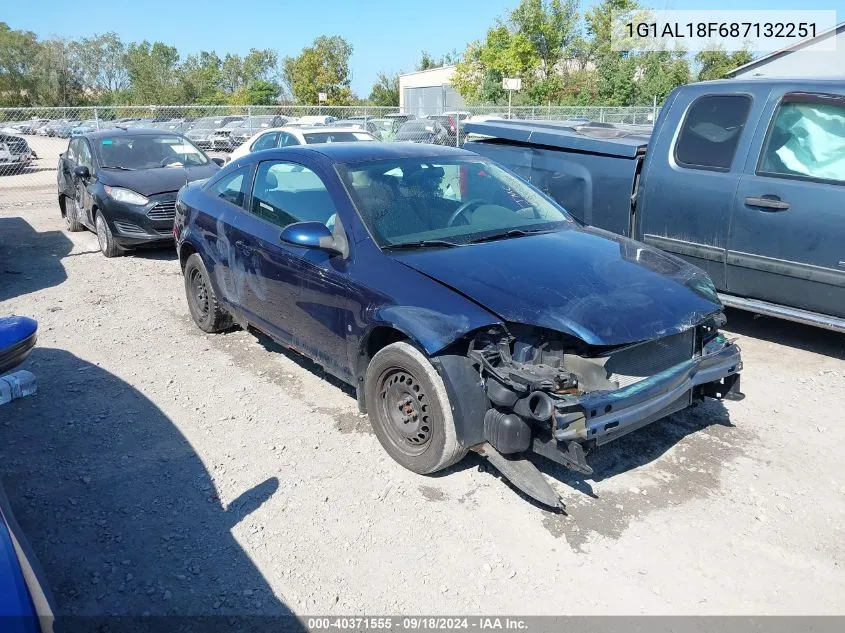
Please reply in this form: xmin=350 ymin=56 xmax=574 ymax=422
xmin=674 ymin=94 xmax=752 ymax=171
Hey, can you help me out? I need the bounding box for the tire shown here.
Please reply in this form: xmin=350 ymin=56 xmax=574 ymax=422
xmin=63 ymin=195 xmax=84 ymax=232
xmin=95 ymin=213 xmax=123 ymax=257
xmin=365 ymin=341 xmax=467 ymax=474
xmin=183 ymin=253 xmax=232 ymax=333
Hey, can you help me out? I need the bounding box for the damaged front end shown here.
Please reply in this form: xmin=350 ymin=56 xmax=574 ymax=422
xmin=463 ymin=314 xmax=743 ymax=507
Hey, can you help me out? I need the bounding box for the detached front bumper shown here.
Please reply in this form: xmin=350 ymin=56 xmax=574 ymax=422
xmin=552 ymin=341 xmax=742 ymax=446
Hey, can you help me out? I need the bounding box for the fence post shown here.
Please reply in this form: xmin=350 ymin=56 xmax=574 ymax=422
xmin=599 ymin=107 xmax=604 ymax=123
xmin=93 ymin=106 xmax=100 ymax=130
xmin=248 ymin=105 xmax=253 ymax=132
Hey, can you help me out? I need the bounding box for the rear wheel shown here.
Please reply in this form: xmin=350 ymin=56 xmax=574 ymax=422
xmin=365 ymin=342 xmax=466 ymax=474
xmin=184 ymin=253 xmax=232 ymax=333
xmin=95 ymin=214 xmax=123 ymax=258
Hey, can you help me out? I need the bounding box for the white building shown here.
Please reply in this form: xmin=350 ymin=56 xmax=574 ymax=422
xmin=398 ymin=66 xmax=465 ymax=116
xmin=727 ymin=22 xmax=845 ymax=79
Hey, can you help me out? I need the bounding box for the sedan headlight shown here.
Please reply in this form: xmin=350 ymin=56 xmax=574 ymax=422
xmin=104 ymin=186 xmax=149 ymax=206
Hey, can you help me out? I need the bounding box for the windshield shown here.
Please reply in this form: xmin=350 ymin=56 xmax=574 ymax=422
xmin=337 ymin=157 xmax=573 ymax=247
xmin=98 ymin=134 xmax=209 ymax=170
xmin=304 ymin=131 xmax=375 ymax=143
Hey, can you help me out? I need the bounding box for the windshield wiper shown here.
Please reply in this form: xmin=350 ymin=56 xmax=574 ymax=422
xmin=102 ymin=165 xmax=135 ymax=171
xmin=383 ymin=239 xmax=462 ymax=250
xmin=465 ymin=228 xmax=555 ymax=244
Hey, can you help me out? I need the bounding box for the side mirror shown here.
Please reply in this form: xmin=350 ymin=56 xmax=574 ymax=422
xmin=280 ymin=221 xmax=347 ymax=257
xmin=73 ymin=165 xmax=90 ymax=180
xmin=211 ymin=157 xmax=225 ymax=167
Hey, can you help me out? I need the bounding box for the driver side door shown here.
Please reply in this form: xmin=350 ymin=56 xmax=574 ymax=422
xmin=231 ymin=158 xmax=354 ymax=379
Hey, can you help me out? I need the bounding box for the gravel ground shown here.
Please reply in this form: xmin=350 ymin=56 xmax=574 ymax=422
xmin=1 ymin=200 xmax=844 ymax=619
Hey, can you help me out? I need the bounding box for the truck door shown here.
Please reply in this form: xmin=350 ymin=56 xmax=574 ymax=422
xmin=727 ymin=90 xmax=845 ymax=319
xmin=637 ymin=90 xmax=761 ymax=291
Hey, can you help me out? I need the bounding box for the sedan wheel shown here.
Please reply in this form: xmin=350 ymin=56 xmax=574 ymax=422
xmin=95 ymin=214 xmax=122 ymax=258
xmin=365 ymin=341 xmax=466 ymax=474
xmin=183 ymin=253 xmax=233 ymax=333
xmin=64 ymin=195 xmax=84 ymax=232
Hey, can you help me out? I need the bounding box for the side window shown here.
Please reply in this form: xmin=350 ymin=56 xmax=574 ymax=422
xmin=208 ymin=166 xmax=251 ymax=208
xmin=278 ymin=133 xmax=300 ymax=147
xmin=675 ymin=95 xmax=752 ymax=170
xmin=250 ymin=160 xmax=336 ymax=228
xmin=758 ymin=94 xmax=845 ymax=185
xmin=251 ymin=132 xmax=279 ymax=152
xmin=67 ymin=139 xmax=78 ymax=162
xmin=77 ymin=140 xmax=93 ymax=169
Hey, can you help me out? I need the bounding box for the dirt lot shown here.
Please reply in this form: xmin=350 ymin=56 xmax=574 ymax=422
xmin=1 ymin=197 xmax=844 ymax=618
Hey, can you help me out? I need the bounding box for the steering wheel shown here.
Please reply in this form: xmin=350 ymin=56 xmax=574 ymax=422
xmin=446 ymin=198 xmax=487 ymax=228
xmin=159 ymin=156 xmax=182 ymax=167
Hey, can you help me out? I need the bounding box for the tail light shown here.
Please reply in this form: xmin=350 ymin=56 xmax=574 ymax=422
xmin=448 ymin=116 xmax=456 ymax=133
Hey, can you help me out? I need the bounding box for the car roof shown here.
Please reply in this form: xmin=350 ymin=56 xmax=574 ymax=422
xmin=279 ymin=142 xmax=476 ymax=163
xmin=81 ymin=127 xmax=184 ymax=140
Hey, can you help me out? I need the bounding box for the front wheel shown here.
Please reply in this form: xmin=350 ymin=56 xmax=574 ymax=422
xmin=95 ymin=214 xmax=123 ymax=257
xmin=365 ymin=341 xmax=466 ymax=474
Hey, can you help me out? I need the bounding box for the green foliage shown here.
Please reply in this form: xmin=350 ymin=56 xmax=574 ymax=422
xmin=417 ymin=50 xmax=458 ymax=71
xmin=0 ymin=22 xmax=283 ymax=107
xmin=368 ymin=71 xmax=399 ymax=106
xmin=451 ymin=0 xmax=695 ymax=106
xmin=695 ymin=49 xmax=754 ymax=81
xmin=283 ymin=36 xmax=354 ymax=105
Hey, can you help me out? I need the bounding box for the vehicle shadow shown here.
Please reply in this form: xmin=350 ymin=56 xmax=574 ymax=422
xmin=125 ymin=245 xmax=178 ymax=261
xmin=0 ymin=348 xmax=306 ymax=633
xmin=724 ymin=307 xmax=845 ymax=360
xmin=0 ymin=216 xmax=73 ymax=302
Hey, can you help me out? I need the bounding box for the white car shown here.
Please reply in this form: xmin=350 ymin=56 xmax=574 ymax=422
xmin=228 ymin=126 xmax=377 ymax=162
xmin=293 ymin=115 xmax=337 ymax=126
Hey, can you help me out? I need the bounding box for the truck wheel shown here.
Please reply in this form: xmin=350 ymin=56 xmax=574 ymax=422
xmin=95 ymin=214 xmax=123 ymax=258
xmin=183 ymin=253 xmax=232 ymax=333
xmin=64 ymin=195 xmax=84 ymax=232
xmin=365 ymin=342 xmax=466 ymax=474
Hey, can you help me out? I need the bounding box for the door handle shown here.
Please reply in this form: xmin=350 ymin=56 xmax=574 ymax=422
xmin=745 ymin=196 xmax=790 ymax=211
xmin=235 ymin=240 xmax=254 ymax=256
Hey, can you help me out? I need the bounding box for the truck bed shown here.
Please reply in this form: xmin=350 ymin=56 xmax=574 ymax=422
xmin=464 ymin=120 xmax=650 ymax=237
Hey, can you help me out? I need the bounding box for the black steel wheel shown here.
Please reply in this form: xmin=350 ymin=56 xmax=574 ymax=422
xmin=183 ymin=253 xmax=232 ymax=333
xmin=365 ymin=341 xmax=466 ymax=474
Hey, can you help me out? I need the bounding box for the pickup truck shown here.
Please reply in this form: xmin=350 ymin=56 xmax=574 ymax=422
xmin=464 ymin=78 xmax=845 ymax=334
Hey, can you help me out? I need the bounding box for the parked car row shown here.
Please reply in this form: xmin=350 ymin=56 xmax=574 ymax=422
xmin=54 ymin=120 xmax=744 ymax=509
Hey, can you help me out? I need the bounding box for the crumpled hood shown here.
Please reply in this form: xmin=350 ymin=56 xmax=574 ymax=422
xmin=98 ymin=163 xmax=219 ymax=197
xmin=391 ymin=227 xmax=722 ymax=346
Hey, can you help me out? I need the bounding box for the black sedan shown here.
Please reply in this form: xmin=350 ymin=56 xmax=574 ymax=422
xmin=57 ymin=128 xmax=221 ymax=257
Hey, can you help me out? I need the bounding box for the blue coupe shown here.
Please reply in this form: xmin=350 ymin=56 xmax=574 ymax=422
xmin=174 ymin=143 xmax=743 ymax=507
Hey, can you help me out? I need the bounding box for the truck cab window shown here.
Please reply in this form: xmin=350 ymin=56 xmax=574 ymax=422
xmin=758 ymin=96 xmax=845 ymax=185
xmin=675 ymin=95 xmax=752 ymax=170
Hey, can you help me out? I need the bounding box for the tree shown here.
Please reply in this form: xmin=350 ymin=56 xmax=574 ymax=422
xmin=696 ymin=49 xmax=754 ymax=81
xmin=417 ymin=50 xmax=458 ymax=71
xmin=35 ymin=38 xmax=84 ymax=106
xmin=0 ymin=22 xmax=41 ymax=106
xmin=124 ymin=41 xmax=180 ymax=104
xmin=283 ymin=36 xmax=354 ymax=105
xmin=368 ymin=71 xmax=399 ymax=106
xmin=245 ymin=79 xmax=280 ymax=105
xmin=452 ymin=0 xmax=582 ymax=105
xmin=179 ymin=51 xmax=225 ymax=104
xmin=76 ymin=32 xmax=127 ymax=96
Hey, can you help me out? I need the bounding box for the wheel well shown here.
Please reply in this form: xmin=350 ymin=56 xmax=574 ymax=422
xmin=179 ymin=242 xmax=197 ymax=272
xmin=58 ymin=194 xmax=66 ymax=217
xmin=356 ymin=326 xmax=410 ymax=413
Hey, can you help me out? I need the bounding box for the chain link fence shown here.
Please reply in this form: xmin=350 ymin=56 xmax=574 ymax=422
xmin=0 ymin=104 xmax=658 ymax=210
